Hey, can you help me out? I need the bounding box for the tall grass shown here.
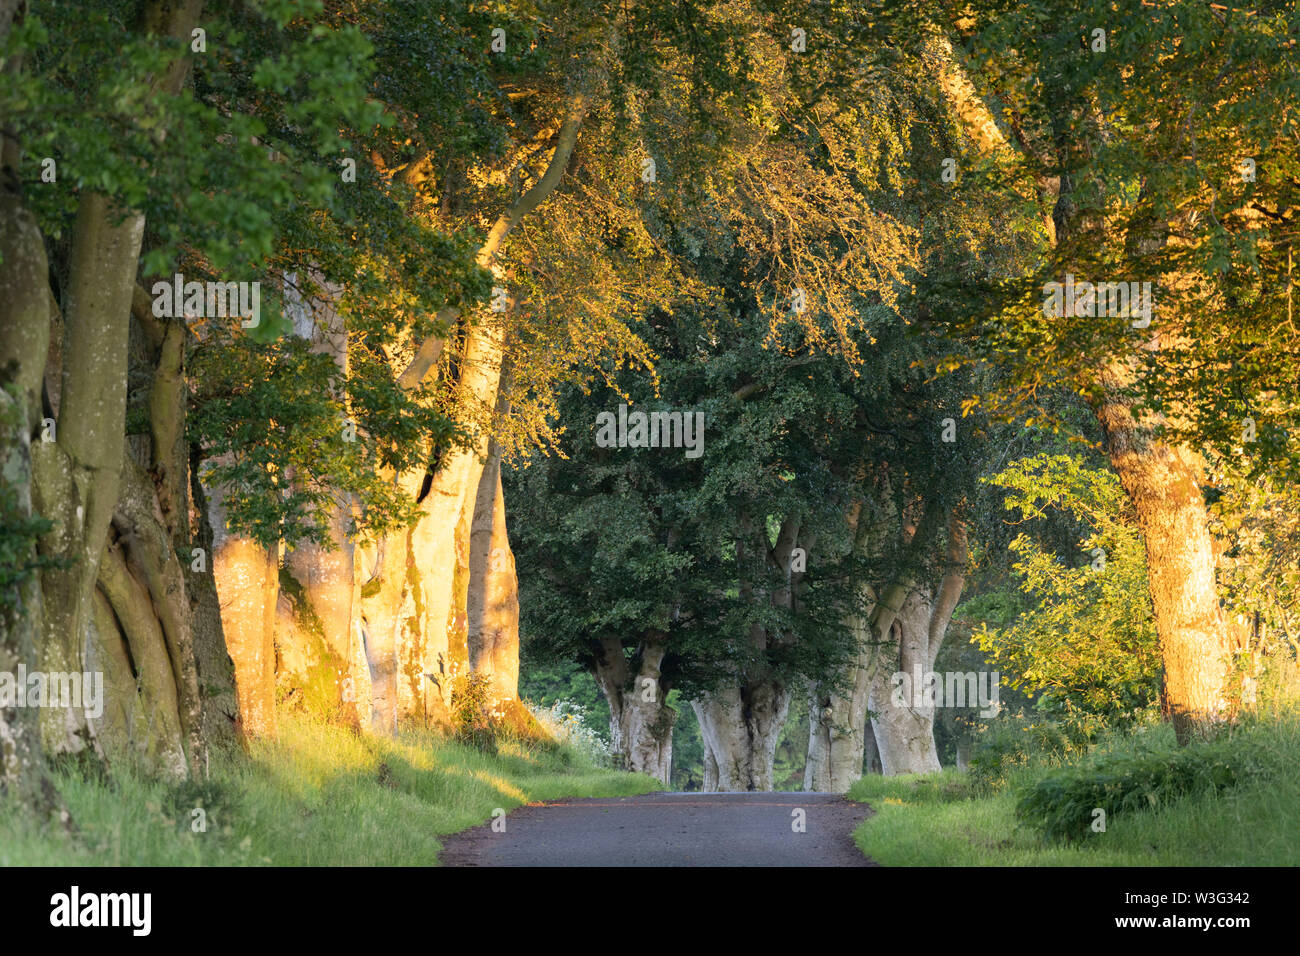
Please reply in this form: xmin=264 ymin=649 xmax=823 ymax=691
xmin=0 ymin=710 xmax=659 ymax=866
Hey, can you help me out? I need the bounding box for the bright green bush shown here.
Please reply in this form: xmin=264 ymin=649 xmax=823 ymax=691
xmin=972 ymin=454 xmax=1162 ymax=723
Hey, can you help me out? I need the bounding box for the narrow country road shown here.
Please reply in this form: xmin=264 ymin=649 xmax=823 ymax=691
xmin=440 ymin=792 xmax=876 ymax=867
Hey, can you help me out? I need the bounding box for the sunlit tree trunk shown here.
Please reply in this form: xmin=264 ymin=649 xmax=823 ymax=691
xmin=209 ymin=483 xmax=279 ymax=739
xmin=356 ymin=504 xmax=416 ymax=735
xmin=279 ymin=271 xmax=359 ymax=724
xmin=446 ymin=491 xmax=475 ymax=715
xmin=467 ymin=453 xmax=520 ymax=706
xmin=938 ymin=38 xmax=1234 ymax=744
xmin=388 ymin=94 xmax=590 ymax=726
xmin=403 ymin=319 xmax=507 ymax=723
xmin=1097 ymin=376 xmax=1233 ymax=742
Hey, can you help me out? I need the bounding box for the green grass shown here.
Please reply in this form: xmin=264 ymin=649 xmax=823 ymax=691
xmin=848 ymin=714 xmax=1300 ymax=866
xmin=0 ymin=711 xmax=660 ymax=866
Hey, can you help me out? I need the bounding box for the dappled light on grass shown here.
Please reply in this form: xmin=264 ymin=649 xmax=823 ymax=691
xmin=467 ymin=769 xmax=528 ymax=804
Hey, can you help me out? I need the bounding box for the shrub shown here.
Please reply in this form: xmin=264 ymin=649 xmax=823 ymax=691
xmin=446 ymin=672 xmax=561 ymax=755
xmin=449 ymin=672 xmax=498 ymax=754
xmin=1015 ymin=734 xmax=1276 ymax=842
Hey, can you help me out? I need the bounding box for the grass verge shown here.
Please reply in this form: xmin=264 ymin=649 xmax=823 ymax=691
xmin=848 ymin=713 xmax=1300 ymax=866
xmin=0 ymin=711 xmax=659 ymax=866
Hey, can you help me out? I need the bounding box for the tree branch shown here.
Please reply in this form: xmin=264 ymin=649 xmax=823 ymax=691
xmin=396 ymin=92 xmax=591 ymax=393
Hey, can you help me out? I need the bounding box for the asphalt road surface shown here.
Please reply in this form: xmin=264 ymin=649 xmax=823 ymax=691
xmin=440 ymin=792 xmax=876 ymax=867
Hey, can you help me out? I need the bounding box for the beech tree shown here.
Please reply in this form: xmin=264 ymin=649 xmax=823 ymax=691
xmin=0 ymin=0 xmax=448 ymax=775
xmin=343 ymin=0 xmax=775 ymax=731
xmin=3 ymin=0 xmax=220 ymax=777
xmin=898 ymin=0 xmax=1300 ymax=741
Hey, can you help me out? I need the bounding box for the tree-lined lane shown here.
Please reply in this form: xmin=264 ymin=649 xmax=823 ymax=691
xmin=440 ymin=792 xmax=876 ymax=867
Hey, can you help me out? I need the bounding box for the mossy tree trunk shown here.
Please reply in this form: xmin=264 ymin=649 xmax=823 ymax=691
xmin=32 ymin=190 xmax=144 ymax=760
xmin=0 ymin=114 xmax=59 ymax=808
xmin=371 ymin=95 xmax=589 ymax=731
xmin=0 ymin=333 xmax=58 ymax=816
xmin=0 ymin=0 xmax=222 ymax=783
xmin=277 ymin=271 xmax=360 ymax=726
xmin=209 ymin=481 xmax=279 ymax=740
